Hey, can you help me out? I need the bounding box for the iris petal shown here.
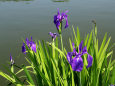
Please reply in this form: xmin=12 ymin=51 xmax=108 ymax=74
xmin=82 ymin=46 xmax=87 ymax=55
xmin=49 ymin=32 xmax=54 ymax=37
xmin=56 ymin=21 xmax=60 ymax=30
xmin=22 ymin=43 xmax=26 ymax=54
xmin=86 ymin=54 xmax=93 ymax=68
xmin=49 ymin=32 xmax=58 ymax=40
xmin=72 ymin=42 xmax=78 ymax=56
xmin=26 ymin=38 xmax=30 ymax=47
xmin=31 ymin=43 xmax=36 ymax=53
xmin=22 ymin=37 xmax=37 ymax=54
xmin=10 ymin=55 xmax=13 ymax=62
xmin=65 ymin=17 xmax=69 ymax=28
xmin=79 ymin=41 xmax=83 ymax=53
xmin=54 ymin=15 xmax=57 ymax=24
xmin=72 ymin=43 xmax=75 ymax=49
xmin=67 ymin=52 xmax=73 ymax=64
xmin=10 ymin=55 xmax=14 ymax=66
xmin=71 ymin=56 xmax=83 ymax=72
xmin=65 ymin=10 xmax=69 ymax=14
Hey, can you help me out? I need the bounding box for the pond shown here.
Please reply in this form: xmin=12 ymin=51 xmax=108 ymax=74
xmin=0 ymin=0 xmax=115 ymax=85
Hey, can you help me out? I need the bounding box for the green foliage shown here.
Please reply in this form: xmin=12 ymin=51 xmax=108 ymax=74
xmin=0 ymin=25 xmax=114 ymax=86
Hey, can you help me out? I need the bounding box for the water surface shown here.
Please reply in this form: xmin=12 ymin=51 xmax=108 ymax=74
xmin=0 ymin=0 xmax=115 ymax=85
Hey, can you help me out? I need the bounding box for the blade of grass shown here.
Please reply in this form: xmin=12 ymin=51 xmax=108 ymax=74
xmin=23 ymin=65 xmax=35 ymax=85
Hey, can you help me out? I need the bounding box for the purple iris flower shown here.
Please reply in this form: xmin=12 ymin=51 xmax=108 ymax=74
xmin=71 ymin=56 xmax=83 ymax=72
xmin=10 ymin=55 xmax=14 ymax=66
xmin=31 ymin=43 xmax=36 ymax=53
xmin=66 ymin=41 xmax=93 ymax=72
xmin=22 ymin=37 xmax=36 ymax=54
xmin=67 ymin=52 xmax=83 ymax=72
xmin=54 ymin=8 xmax=69 ymax=30
xmin=110 ymin=85 xmax=115 ymax=86
xmin=49 ymin=32 xmax=58 ymax=40
xmin=22 ymin=43 xmax=26 ymax=54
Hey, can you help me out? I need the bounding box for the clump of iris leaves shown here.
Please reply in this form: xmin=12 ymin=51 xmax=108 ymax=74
xmin=0 ymin=8 xmax=115 ymax=86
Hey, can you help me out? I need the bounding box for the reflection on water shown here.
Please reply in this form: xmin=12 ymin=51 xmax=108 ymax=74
xmin=0 ymin=0 xmax=69 ymax=2
xmin=0 ymin=0 xmax=32 ymax=2
xmin=51 ymin=0 xmax=69 ymax=2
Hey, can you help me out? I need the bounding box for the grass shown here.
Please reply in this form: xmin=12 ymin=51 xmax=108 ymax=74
xmin=0 ymin=25 xmax=115 ymax=86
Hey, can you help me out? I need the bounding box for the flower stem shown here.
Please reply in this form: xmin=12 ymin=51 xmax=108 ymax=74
xmin=52 ymin=39 xmax=55 ymax=59
xmin=11 ymin=66 xmax=14 ymax=73
xmin=60 ymin=34 xmax=63 ymax=51
xmin=80 ymin=72 xmax=82 ymax=86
